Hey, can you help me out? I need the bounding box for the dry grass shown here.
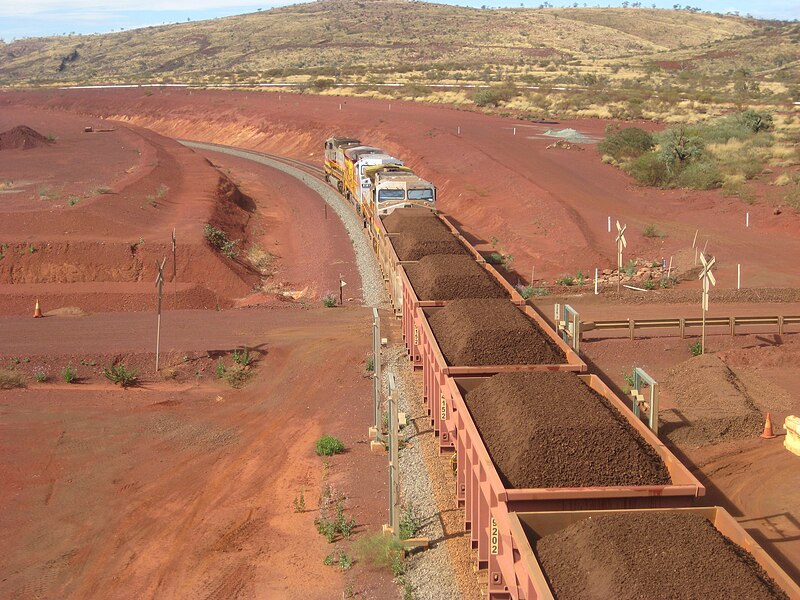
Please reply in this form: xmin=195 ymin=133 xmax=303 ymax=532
xmin=0 ymin=369 xmax=26 ymax=389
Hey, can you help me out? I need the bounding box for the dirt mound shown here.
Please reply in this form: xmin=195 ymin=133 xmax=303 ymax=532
xmin=534 ymin=511 xmax=788 ymax=600
xmin=404 ymin=254 xmax=507 ymax=300
xmin=465 ymin=372 xmax=670 ymax=489
xmin=427 ymin=299 xmax=565 ymax=366
xmin=660 ymin=353 xmax=764 ymax=447
xmin=0 ymin=125 xmax=51 ymax=150
xmin=393 ymin=230 xmax=468 ymax=261
xmin=381 ymin=208 xmax=449 ymax=234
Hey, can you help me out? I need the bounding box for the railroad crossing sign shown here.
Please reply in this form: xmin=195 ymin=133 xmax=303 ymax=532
xmin=616 ymin=221 xmax=627 ymax=293
xmin=155 ymin=257 xmax=167 ymax=371
xmin=699 ymin=253 xmax=716 ymax=354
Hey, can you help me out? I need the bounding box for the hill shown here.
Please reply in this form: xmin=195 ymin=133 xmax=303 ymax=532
xmin=0 ymin=0 xmax=766 ymax=86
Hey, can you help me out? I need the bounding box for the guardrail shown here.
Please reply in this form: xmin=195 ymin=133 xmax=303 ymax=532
xmin=580 ymin=315 xmax=800 ymax=341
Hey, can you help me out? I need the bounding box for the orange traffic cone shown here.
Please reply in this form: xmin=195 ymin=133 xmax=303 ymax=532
xmin=33 ymin=299 xmax=43 ymax=318
xmin=760 ymin=412 xmax=776 ymax=439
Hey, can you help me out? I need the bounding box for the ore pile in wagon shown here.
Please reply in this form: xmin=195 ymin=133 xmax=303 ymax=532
xmin=464 ymin=372 xmax=672 ymax=489
xmin=405 ymin=254 xmax=507 ymax=300
xmin=427 ymin=299 xmax=565 ymax=366
xmin=533 ymin=510 xmax=789 ymax=600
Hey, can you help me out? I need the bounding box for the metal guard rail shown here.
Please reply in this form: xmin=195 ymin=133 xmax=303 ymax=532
xmin=580 ymin=315 xmax=800 ymax=340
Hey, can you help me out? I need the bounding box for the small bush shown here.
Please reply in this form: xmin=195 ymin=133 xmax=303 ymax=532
xmin=625 ymin=152 xmax=671 ymax=187
xmin=472 ymin=83 xmax=517 ymax=107
xmin=322 ymin=293 xmax=337 ymax=308
xmin=316 ymin=435 xmax=345 ymax=456
xmin=739 ymin=109 xmax=773 ymax=133
xmin=293 ymin=489 xmax=306 ymax=513
xmin=486 ymin=251 xmax=503 ymax=265
xmin=215 ymin=359 xmax=226 ymax=378
xmin=598 ymin=126 xmax=654 ymax=162
xmin=312 ymin=78 xmax=335 ymax=91
xmin=203 ymin=224 xmax=239 ymax=258
xmin=399 ymin=503 xmax=423 ymax=540
xmin=517 ymin=283 xmax=550 ymax=298
xmin=555 ymin=274 xmax=574 ymax=286
xmin=642 ymin=224 xmax=664 ymax=238
xmin=33 ymin=366 xmax=49 ymax=383
xmin=675 ymin=160 xmax=723 ymax=190
xmin=103 ymin=363 xmax=138 ymax=387
xmin=355 ymin=533 xmax=404 ymax=575
xmin=365 ymin=356 xmax=374 ymax=372
xmin=0 ymin=369 xmax=26 ymax=389
xmin=224 ymin=365 xmax=252 ymax=388
xmin=232 ymin=347 xmax=253 ymax=366
xmin=690 ymin=341 xmax=703 ymax=356
xmin=62 ymin=365 xmax=77 ymax=384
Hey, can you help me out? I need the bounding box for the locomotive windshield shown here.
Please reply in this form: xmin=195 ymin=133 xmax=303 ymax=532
xmin=408 ymin=189 xmax=434 ymax=201
xmin=378 ymin=189 xmax=405 ymax=202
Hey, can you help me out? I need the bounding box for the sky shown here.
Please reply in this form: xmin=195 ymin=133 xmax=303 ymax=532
xmin=0 ymin=0 xmax=797 ymax=41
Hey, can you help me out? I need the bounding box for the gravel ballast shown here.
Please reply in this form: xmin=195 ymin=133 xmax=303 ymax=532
xmin=464 ymin=372 xmax=671 ymax=489
xmin=427 ymin=299 xmax=565 ymax=366
xmin=534 ymin=511 xmax=789 ymax=600
xmin=404 ymin=254 xmax=507 ymax=301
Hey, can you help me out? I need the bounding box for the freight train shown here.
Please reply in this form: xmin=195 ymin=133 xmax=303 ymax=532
xmin=322 ymin=137 xmax=800 ymax=600
xmin=323 ymin=137 xmax=435 ymax=231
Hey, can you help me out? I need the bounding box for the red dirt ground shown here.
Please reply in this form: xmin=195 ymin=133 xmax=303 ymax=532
xmin=2 ymin=88 xmax=799 ymax=593
xmin=3 ymin=88 xmax=798 ymax=289
xmin=0 ymin=307 xmax=397 ymax=599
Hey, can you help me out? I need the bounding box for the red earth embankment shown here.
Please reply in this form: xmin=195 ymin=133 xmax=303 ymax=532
xmin=4 ymin=88 xmax=798 ymax=288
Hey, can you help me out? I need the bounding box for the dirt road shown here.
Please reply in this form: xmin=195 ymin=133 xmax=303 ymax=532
xmin=0 ymin=306 xmax=395 ymax=599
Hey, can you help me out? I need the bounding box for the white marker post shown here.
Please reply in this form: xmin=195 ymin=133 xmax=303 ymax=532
xmin=513 ymin=127 xmax=516 ymax=135
xmin=339 ymin=103 xmax=342 ymax=110
xmin=594 ymin=268 xmax=599 ymax=295
xmin=737 ymin=264 xmax=741 ymax=290
xmin=746 ymin=212 xmax=750 ymax=228
xmin=692 ymin=229 xmax=699 ymax=248
xmin=608 ymin=216 xmax=611 ymax=233
xmin=457 ymin=125 xmax=461 ymax=135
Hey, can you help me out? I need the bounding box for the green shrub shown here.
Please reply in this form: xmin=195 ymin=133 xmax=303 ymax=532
xmin=690 ymin=341 xmax=703 ymax=356
xmin=625 ymin=152 xmax=671 ymax=187
xmin=517 ymin=284 xmax=550 ymax=298
xmin=598 ymin=126 xmax=655 ymax=161
xmin=322 ymin=293 xmax=337 ymax=308
xmin=103 ymin=363 xmax=138 ymax=387
xmin=203 ymin=224 xmax=239 ymax=258
xmin=312 ymin=78 xmax=335 ymax=90
xmin=472 ymin=83 xmax=517 ymax=107
xmin=739 ymin=109 xmax=773 ymax=133
xmin=316 ymin=435 xmax=345 ymax=456
xmin=399 ymin=503 xmax=423 ymax=540
xmin=33 ymin=367 xmax=48 ymax=383
xmin=62 ymin=365 xmax=77 ymax=384
xmin=355 ymin=533 xmax=404 ymax=575
xmin=555 ymin=274 xmax=575 ymax=286
xmin=642 ymin=224 xmax=663 ymax=238
xmin=675 ymin=160 xmax=723 ymax=190
xmin=0 ymin=369 xmax=26 ymax=389
xmin=215 ymin=359 xmax=226 ymax=378
xmin=232 ymin=347 xmax=253 ymax=366
xmin=487 ymin=252 xmax=503 ymax=265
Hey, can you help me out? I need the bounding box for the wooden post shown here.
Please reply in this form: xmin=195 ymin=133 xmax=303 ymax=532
xmin=155 ymin=257 xmax=166 ymax=372
xmin=692 ymin=229 xmax=698 ymax=248
xmin=172 ymin=228 xmax=177 ymax=307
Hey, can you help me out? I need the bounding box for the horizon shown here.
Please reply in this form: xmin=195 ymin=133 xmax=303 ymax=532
xmin=0 ymin=0 xmax=797 ymax=42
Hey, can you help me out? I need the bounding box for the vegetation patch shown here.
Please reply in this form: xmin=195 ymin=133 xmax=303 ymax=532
xmin=0 ymin=369 xmax=26 ymax=389
xmin=103 ymin=363 xmax=138 ymax=387
xmin=316 ymin=434 xmax=345 ymax=456
xmin=605 ymin=110 xmax=775 ymax=192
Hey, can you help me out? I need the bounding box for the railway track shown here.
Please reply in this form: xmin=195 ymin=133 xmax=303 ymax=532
xmin=177 ymin=139 xmax=326 ymax=182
